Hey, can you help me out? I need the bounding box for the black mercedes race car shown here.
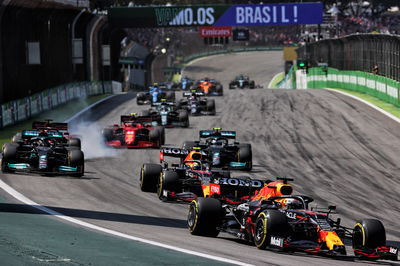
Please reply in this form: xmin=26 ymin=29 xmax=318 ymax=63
xmin=229 ymin=74 xmax=255 ymax=89
xmin=1 ymin=130 xmax=84 ymax=177
xmin=176 ymin=91 xmax=216 ymax=116
xmin=140 ymin=147 xmax=264 ymax=203
xmin=188 ymin=178 xmax=398 ymax=261
xmin=182 ymin=128 xmax=252 ymax=171
xmin=142 ymin=101 xmax=189 ymax=128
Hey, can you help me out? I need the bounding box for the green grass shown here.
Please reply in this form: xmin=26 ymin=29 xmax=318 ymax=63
xmin=268 ymin=72 xmax=285 ymax=88
xmin=0 ymin=94 xmax=111 ymax=147
xmin=331 ymin=88 xmax=400 ymax=118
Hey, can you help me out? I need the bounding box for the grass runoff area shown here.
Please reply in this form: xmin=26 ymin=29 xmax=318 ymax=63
xmin=0 ymin=94 xmax=111 ymax=148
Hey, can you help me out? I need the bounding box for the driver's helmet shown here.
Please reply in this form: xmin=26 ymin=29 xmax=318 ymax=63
xmin=281 ymin=198 xmax=303 ymax=210
xmin=185 ymin=161 xmax=201 ymax=170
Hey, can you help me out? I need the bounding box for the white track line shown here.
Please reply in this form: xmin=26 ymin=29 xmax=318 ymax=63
xmin=0 ymin=180 xmax=252 ymax=266
xmin=0 ymin=95 xmax=254 ymax=266
xmin=326 ymin=88 xmax=400 ymax=124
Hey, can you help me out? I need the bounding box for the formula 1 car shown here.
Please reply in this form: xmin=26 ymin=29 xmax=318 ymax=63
xmin=102 ymin=114 xmax=165 ymax=148
xmin=188 ymin=178 xmax=398 ymax=261
xmin=193 ymin=78 xmax=223 ymax=96
xmin=142 ymin=101 xmax=189 ymax=128
xmin=229 ymin=74 xmax=256 ymax=89
xmin=136 ymin=84 xmax=175 ymax=105
xmin=177 ymin=77 xmax=194 ymax=90
xmin=1 ymin=130 xmax=84 ymax=177
xmin=182 ymin=128 xmax=252 ymax=171
xmin=11 ymin=120 xmax=81 ymax=148
xmin=176 ymin=91 xmax=216 ymax=116
xmin=140 ymin=147 xmax=265 ymax=202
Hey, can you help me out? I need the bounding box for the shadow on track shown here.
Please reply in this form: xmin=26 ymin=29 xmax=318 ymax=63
xmin=0 ymin=203 xmax=187 ymax=229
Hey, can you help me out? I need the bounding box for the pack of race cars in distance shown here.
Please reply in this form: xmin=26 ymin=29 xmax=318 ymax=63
xmin=1 ymin=120 xmax=84 ymax=177
xmin=136 ymin=83 xmax=176 ymax=105
xmin=187 ymin=177 xmax=398 ymax=261
xmin=141 ymin=100 xmax=189 ymax=128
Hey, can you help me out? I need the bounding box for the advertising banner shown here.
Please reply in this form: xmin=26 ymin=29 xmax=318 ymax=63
xmin=199 ymin=26 xmax=232 ymax=37
xmin=109 ymin=3 xmax=323 ymax=28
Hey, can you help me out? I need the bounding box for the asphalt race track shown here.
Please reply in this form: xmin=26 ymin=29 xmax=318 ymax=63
xmin=1 ymin=51 xmax=400 ymax=266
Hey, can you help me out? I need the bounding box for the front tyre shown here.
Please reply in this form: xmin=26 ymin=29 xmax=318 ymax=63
xmin=254 ymin=210 xmax=289 ymax=249
xmin=188 ymin=197 xmax=223 ymax=237
xmin=353 ymin=219 xmax=386 ymax=250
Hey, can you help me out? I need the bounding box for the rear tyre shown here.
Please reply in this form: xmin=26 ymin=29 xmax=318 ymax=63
xmin=68 ymin=138 xmax=81 ymax=149
xmin=140 ymin=164 xmax=162 ymax=192
xmin=68 ymin=150 xmax=84 ymax=177
xmin=102 ymin=128 xmax=114 ymax=142
xmin=206 ymin=99 xmax=216 ymax=115
xmin=1 ymin=143 xmax=18 ymax=173
xmin=155 ymin=126 xmax=165 ymax=145
xmin=178 ymin=110 xmax=189 ymax=128
xmin=188 ymin=197 xmax=223 ymax=237
xmin=149 ymin=129 xmax=161 ymax=145
xmin=157 ymin=170 xmax=180 ymax=200
xmin=215 ymin=84 xmax=223 ymax=95
xmin=238 ymin=144 xmax=252 ymax=171
xmin=353 ymin=219 xmax=386 ymax=250
xmin=254 ymin=210 xmax=289 ymax=249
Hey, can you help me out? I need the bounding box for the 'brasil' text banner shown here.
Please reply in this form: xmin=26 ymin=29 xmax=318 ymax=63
xmin=108 ymin=3 xmax=323 ymax=28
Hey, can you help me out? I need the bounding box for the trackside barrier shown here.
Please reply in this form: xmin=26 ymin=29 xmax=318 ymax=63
xmin=0 ymin=81 xmax=112 ymax=129
xmin=307 ymin=67 xmax=400 ymax=108
xmin=182 ymin=47 xmax=282 ymax=64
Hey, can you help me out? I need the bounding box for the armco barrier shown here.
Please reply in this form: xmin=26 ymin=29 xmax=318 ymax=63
xmin=0 ymin=81 xmax=111 ymax=129
xmin=307 ymin=67 xmax=400 ymax=107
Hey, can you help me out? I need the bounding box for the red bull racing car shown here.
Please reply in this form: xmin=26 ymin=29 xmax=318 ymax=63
xmin=102 ymin=113 xmax=165 ymax=148
xmin=187 ymin=178 xmax=398 ymax=261
xmin=139 ymin=147 xmax=264 ymax=203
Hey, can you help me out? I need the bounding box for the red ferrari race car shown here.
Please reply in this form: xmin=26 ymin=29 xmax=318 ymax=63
xmin=188 ymin=178 xmax=398 ymax=261
xmin=102 ymin=113 xmax=165 ymax=148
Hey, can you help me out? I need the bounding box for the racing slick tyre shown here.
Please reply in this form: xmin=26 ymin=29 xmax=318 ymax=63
xmin=182 ymin=141 xmax=196 ymax=150
xmin=206 ymin=99 xmax=216 ymax=115
xmin=12 ymin=133 xmax=22 ymax=143
xmin=178 ymin=110 xmax=189 ymax=128
xmin=1 ymin=143 xmax=18 ymax=173
xmin=155 ymin=126 xmax=165 ymax=145
xmin=254 ymin=210 xmax=289 ymax=250
xmin=102 ymin=128 xmax=114 ymax=142
xmin=68 ymin=149 xmax=84 ymax=177
xmin=140 ymin=163 xmax=162 ymax=192
xmin=229 ymin=83 xmax=235 ymax=89
xmin=157 ymin=170 xmax=180 ymax=201
xmin=250 ymin=81 xmax=255 ymax=89
xmin=215 ymin=84 xmax=223 ymax=95
xmin=353 ymin=219 xmax=386 ymax=251
xmin=238 ymin=144 xmax=252 ymax=171
xmin=68 ymin=138 xmax=81 ymax=149
xmin=165 ymin=91 xmax=175 ymax=101
xmin=149 ymin=129 xmax=161 ymax=147
xmin=188 ymin=197 xmax=223 ymax=237
xmin=136 ymin=92 xmax=146 ymax=105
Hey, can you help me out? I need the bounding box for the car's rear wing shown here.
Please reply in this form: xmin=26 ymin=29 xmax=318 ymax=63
xmin=160 ymin=147 xmax=189 ymax=159
xmin=151 ymin=101 xmax=175 ymax=107
xmin=182 ymin=92 xmax=204 ymax=97
xmin=32 ymin=121 xmax=68 ymax=131
xmin=199 ymin=130 xmax=236 ymax=139
xmin=22 ymin=130 xmax=64 ymax=138
xmin=120 ymin=115 xmax=154 ymax=124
